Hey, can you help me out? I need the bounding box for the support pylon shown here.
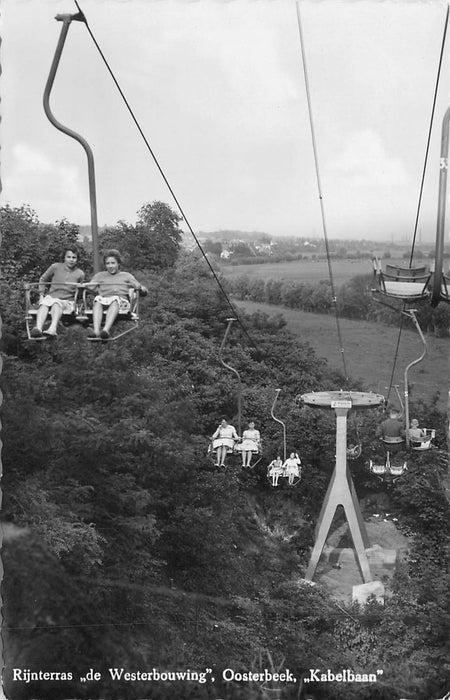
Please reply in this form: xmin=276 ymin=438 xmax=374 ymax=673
xmin=301 ymin=391 xmax=384 ymax=583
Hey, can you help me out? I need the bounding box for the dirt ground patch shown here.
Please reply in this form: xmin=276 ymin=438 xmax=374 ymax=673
xmin=313 ymin=517 xmax=410 ymax=602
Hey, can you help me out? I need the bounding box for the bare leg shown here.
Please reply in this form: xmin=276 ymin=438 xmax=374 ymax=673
xmin=92 ymin=301 xmax=104 ymax=336
xmin=103 ymin=301 xmax=120 ymax=334
xmin=218 ymin=446 xmax=227 ymax=466
xmin=46 ymin=304 xmax=63 ymax=334
xmin=35 ymin=305 xmax=50 ymax=332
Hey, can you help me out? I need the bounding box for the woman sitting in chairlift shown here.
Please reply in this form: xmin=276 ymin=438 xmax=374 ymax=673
xmin=84 ymin=250 xmax=148 ymax=340
xmin=238 ymin=420 xmax=261 ymax=467
xmin=30 ymin=247 xmax=85 ymax=338
xmin=211 ymin=418 xmax=239 ymax=467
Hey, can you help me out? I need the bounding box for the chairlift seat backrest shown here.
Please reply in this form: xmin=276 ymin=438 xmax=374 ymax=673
xmin=373 ymin=259 xmax=431 ymax=301
xmin=382 ymin=436 xmax=404 ymax=444
xmin=410 ymin=429 xmax=435 ymax=451
xmin=384 ymin=264 xmax=429 ymax=280
xmin=389 ymin=463 xmax=407 ymax=477
xmin=369 ymin=461 xmax=387 ymax=476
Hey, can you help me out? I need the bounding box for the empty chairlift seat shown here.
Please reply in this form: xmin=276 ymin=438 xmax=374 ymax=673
xmin=369 ymin=460 xmax=388 ymax=477
xmin=372 ymin=258 xmax=431 ymax=302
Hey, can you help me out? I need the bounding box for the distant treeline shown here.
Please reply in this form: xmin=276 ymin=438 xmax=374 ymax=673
xmin=225 ymin=273 xmax=450 ymax=337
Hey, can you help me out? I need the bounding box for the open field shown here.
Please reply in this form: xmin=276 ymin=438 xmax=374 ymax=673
xmin=236 ymin=299 xmax=449 ymax=411
xmin=219 ymin=258 xmax=401 ymax=284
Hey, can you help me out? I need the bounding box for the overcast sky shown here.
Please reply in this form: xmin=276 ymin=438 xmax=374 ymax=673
xmin=2 ymin=0 xmax=449 ymax=240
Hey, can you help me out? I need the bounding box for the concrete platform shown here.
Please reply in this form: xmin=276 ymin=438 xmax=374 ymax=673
xmin=312 ymin=519 xmax=410 ymax=601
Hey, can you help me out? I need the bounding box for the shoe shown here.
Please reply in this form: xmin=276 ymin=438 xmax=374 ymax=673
xmin=87 ymin=330 xmax=100 ymax=339
xmin=100 ymin=330 xmax=110 ymax=340
xmin=31 ymin=327 xmax=43 ymax=338
xmin=43 ymin=329 xmax=57 ymax=337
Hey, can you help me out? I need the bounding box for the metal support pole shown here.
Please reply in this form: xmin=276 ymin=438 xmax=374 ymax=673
xmin=270 ymin=389 xmax=287 ymax=462
xmin=305 ymin=404 xmax=371 ymax=583
xmin=43 ymin=12 xmax=100 ymax=273
xmin=219 ymin=318 xmax=242 ymax=435
xmin=432 ymin=106 xmax=450 ymax=306
xmin=402 ymin=309 xmax=427 ymax=447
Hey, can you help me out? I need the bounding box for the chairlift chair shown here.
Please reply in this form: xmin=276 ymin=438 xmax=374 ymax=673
xmin=82 ymin=287 xmax=141 ymax=342
xmin=369 ymin=459 xmax=388 ymax=477
xmin=25 ymin=282 xmax=83 ymax=340
xmin=389 ymin=461 xmax=408 ymax=479
xmin=207 ymin=436 xmax=237 ymax=468
xmin=369 ymin=451 xmax=407 ymax=481
xmin=410 ymin=428 xmax=436 ymax=451
xmin=372 ymin=258 xmax=431 ymax=303
xmin=234 ymin=440 xmax=262 ymax=469
xmin=347 ymin=443 xmax=362 ymax=460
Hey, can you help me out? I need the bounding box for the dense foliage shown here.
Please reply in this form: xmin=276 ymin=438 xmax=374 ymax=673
xmin=1 ymin=205 xmax=449 ymax=700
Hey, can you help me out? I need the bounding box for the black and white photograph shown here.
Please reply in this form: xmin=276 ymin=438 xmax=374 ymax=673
xmin=1 ymin=1 xmax=450 ymax=699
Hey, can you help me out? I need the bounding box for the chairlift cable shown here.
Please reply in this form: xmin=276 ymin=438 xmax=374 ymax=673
xmin=295 ymin=0 xmax=349 ymax=382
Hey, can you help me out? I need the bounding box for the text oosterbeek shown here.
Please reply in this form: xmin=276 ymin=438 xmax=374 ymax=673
xmin=222 ymin=669 xmax=295 ymax=682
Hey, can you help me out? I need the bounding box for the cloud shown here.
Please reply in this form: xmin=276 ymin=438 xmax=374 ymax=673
xmin=327 ymin=129 xmax=409 ymax=188
xmin=3 ymin=143 xmax=88 ymax=222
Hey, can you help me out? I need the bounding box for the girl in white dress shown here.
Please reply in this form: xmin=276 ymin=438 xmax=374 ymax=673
xmin=211 ymin=418 xmax=239 ymax=467
xmin=267 ymin=456 xmax=284 ymax=486
xmin=238 ymin=420 xmax=261 ymax=467
xmin=283 ymin=452 xmax=302 ymax=485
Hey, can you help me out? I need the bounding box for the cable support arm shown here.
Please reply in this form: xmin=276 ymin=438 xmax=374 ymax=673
xmin=270 ymin=389 xmax=287 ymax=462
xmin=43 ymin=11 xmax=100 ymax=273
xmin=402 ymin=309 xmax=427 ymax=447
xmin=219 ymin=319 xmax=242 ymax=436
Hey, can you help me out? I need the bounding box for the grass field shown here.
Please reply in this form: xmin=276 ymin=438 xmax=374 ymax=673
xmin=220 ymin=258 xmax=385 ymax=284
xmin=236 ymin=299 xmax=449 ymax=411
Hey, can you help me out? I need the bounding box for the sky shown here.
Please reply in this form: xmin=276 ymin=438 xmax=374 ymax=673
xmin=2 ymin=0 xmax=450 ymax=240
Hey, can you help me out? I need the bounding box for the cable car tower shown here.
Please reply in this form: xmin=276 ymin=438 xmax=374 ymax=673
xmin=300 ymin=390 xmax=385 ymax=583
